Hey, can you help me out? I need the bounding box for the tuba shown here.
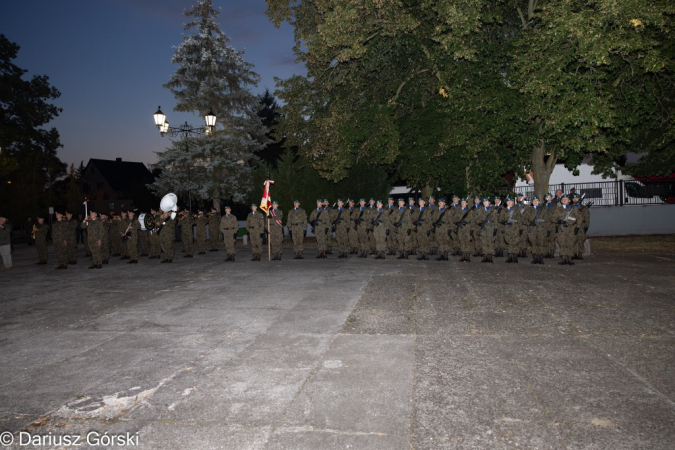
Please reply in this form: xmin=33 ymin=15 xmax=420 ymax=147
xmin=160 ymin=193 xmax=179 ymax=220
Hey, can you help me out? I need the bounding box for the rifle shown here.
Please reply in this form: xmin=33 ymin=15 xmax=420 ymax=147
xmin=310 ymin=208 xmax=323 ymax=234
xmin=393 ymin=209 xmax=406 ymax=229
xmin=431 ymin=209 xmax=448 ymax=233
xmin=412 ymin=208 xmax=426 ymax=231
xmin=454 ymin=209 xmax=471 ymax=232
xmin=332 ymin=208 xmax=344 ymax=232
xmin=371 ymin=211 xmax=384 ymax=228
xmin=354 ymin=208 xmax=365 ymax=231
xmin=580 ymin=200 xmax=594 ymax=211
xmin=529 ymin=207 xmax=545 ymax=227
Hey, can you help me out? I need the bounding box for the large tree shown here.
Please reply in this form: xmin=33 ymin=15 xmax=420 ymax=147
xmin=0 ymin=34 xmax=64 ymax=222
xmin=266 ymin=0 xmax=674 ymax=196
xmin=151 ymin=0 xmax=268 ymax=210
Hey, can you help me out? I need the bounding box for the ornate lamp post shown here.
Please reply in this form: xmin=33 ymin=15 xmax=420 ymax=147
xmin=152 ymin=106 xmax=217 ymax=211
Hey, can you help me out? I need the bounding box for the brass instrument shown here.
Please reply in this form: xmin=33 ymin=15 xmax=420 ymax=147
xmin=31 ymin=224 xmax=37 ymax=240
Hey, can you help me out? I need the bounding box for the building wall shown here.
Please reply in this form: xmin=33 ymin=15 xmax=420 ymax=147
xmin=587 ymin=204 xmax=675 ymax=236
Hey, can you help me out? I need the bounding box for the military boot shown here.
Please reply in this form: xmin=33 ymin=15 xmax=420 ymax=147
xmin=298 ymin=251 xmax=304 ymax=259
xmin=481 ymin=255 xmax=490 ymax=263
xmin=513 ymin=254 xmax=519 ymax=263
xmin=464 ymin=253 xmax=471 ymax=262
xmin=88 ymin=264 xmax=96 ymax=269
xmin=277 ymin=252 xmax=282 ymax=260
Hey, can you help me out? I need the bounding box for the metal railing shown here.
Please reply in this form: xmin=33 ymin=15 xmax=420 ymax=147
xmin=514 ymin=179 xmax=675 ymax=206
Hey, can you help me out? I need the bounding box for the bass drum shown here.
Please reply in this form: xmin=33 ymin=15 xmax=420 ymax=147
xmin=138 ymin=213 xmax=155 ymax=231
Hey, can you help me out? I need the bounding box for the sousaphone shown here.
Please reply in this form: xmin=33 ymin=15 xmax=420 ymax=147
xmin=160 ymin=193 xmax=179 ymax=220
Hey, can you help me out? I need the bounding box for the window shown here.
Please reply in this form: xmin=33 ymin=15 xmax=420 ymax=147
xmin=120 ymin=203 xmax=125 ymax=209
xmin=109 ymin=203 xmax=115 ymax=211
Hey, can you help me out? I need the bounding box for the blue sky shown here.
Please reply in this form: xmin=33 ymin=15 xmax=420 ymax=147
xmin=0 ymin=0 xmax=303 ymax=168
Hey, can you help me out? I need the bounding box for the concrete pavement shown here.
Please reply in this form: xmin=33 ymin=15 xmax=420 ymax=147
xmin=1 ymin=244 xmax=674 ymax=449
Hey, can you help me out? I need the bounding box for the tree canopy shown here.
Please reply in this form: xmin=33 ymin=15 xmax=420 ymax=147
xmin=266 ymin=0 xmax=675 ymax=196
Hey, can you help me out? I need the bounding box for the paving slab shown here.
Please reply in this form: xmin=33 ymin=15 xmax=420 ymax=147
xmin=0 ymin=245 xmax=674 ymax=449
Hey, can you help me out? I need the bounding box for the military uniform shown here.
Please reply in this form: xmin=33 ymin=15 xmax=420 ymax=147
xmin=573 ymin=195 xmax=590 ymax=259
xmin=323 ymin=200 xmax=334 ymax=254
xmin=286 ymin=202 xmax=307 ymax=258
xmin=407 ymin=199 xmax=418 ymax=254
xmin=552 ymin=196 xmax=583 ymax=265
xmin=366 ymin=200 xmax=377 ymax=253
xmin=448 ymin=197 xmax=462 ymax=255
xmin=195 ymin=213 xmax=208 ymax=254
xmin=516 ymin=198 xmax=530 ymax=257
xmin=109 ymin=216 xmax=121 ymax=256
xmin=52 ymin=216 xmax=69 ymax=269
xmin=179 ymin=213 xmax=194 ymax=257
xmin=348 ymin=202 xmax=360 ymax=253
xmin=427 ymin=198 xmax=438 ymax=255
xmin=118 ymin=214 xmax=131 ymax=259
xmin=220 ymin=209 xmax=239 ymax=261
xmin=269 ymin=204 xmax=284 ymax=260
xmin=34 ymin=220 xmax=50 ymax=264
xmin=126 ymin=213 xmax=141 ymax=263
xmin=454 ymin=202 xmax=474 ymax=261
xmin=307 ymin=203 xmax=325 ymax=258
xmin=81 ymin=214 xmax=105 ymax=268
xmin=412 ymin=201 xmax=433 ymax=260
xmin=432 ymin=202 xmax=452 ymax=260
xmin=493 ymin=198 xmax=505 ymax=257
xmin=390 ymin=201 xmax=411 ymax=259
xmin=371 ymin=202 xmax=388 ymax=259
xmin=354 ymin=200 xmax=369 ymax=258
xmin=474 ymin=199 xmax=498 ymax=263
xmin=138 ymin=227 xmax=150 ymax=256
xmin=101 ymin=216 xmax=111 ymax=264
xmin=66 ymin=215 xmax=79 ymax=264
xmin=209 ymin=210 xmax=221 ymax=251
xmin=498 ymin=199 xmax=523 ymax=263
xmin=158 ymin=214 xmax=176 ymax=262
xmin=332 ymin=201 xmax=351 ymax=258
xmin=527 ymin=199 xmax=548 ymax=264
xmin=469 ymin=198 xmax=483 ymax=256
xmin=385 ymin=199 xmax=396 ymax=255
xmin=246 ymin=207 xmax=265 ymax=261
xmin=542 ymin=196 xmax=557 ymax=258
xmin=149 ymin=213 xmax=162 ymax=259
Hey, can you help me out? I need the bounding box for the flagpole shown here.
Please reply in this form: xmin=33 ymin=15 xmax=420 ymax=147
xmin=267 ymin=215 xmax=271 ymax=261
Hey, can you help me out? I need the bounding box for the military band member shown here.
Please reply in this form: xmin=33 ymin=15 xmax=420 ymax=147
xmin=33 ymin=215 xmax=49 ymax=265
xmin=209 ymin=207 xmax=221 ymax=251
xmin=220 ymin=206 xmax=238 ymax=261
xmin=498 ymin=197 xmax=522 ymax=263
xmin=137 ymin=216 xmax=150 ymax=257
xmin=195 ymin=209 xmax=208 ymax=254
xmin=118 ymin=211 xmax=130 ymax=259
xmin=246 ymin=203 xmax=264 ymax=261
xmin=347 ymin=199 xmax=359 ymax=254
xmin=332 ymin=199 xmax=350 ymax=258
xmin=287 ymin=200 xmax=307 ymax=259
xmin=355 ymin=198 xmax=369 ymax=258
xmin=125 ymin=210 xmax=140 ymax=264
xmin=527 ymin=196 xmax=547 ymax=264
xmin=158 ymin=211 xmax=175 ymax=263
xmin=100 ymin=212 xmax=111 ymax=264
xmin=81 ymin=211 xmax=105 ymax=269
xmin=65 ymin=211 xmax=78 ymax=265
xmin=52 ymin=211 xmax=69 ymax=269
xmin=455 ymin=198 xmax=473 ymax=262
xmin=269 ymin=200 xmax=284 ymax=260
xmin=148 ymin=209 xmax=162 ymax=259
xmin=179 ymin=211 xmax=194 ymax=258
xmin=310 ymin=199 xmax=330 ymax=258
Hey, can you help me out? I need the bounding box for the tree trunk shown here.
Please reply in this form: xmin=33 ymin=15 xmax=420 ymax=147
xmin=212 ymin=185 xmax=221 ymax=212
xmin=531 ymin=141 xmax=556 ymax=198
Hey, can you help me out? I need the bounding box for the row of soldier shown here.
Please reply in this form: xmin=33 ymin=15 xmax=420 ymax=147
xmin=30 ymin=192 xmax=590 ymax=268
xmin=274 ymin=194 xmax=590 ymax=265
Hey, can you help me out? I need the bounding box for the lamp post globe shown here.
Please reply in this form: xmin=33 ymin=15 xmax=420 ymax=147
xmin=153 ymin=106 xmax=166 ymax=129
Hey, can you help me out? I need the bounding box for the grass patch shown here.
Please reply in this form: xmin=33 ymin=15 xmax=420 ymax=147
xmin=592 ymin=234 xmax=675 ymax=254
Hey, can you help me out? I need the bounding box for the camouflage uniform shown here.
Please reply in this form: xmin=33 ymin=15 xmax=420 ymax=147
xmin=81 ymin=216 xmax=105 ymax=268
xmin=101 ymin=217 xmax=111 ymax=263
xmin=34 ymin=221 xmax=50 ymax=263
xmin=159 ymin=215 xmax=176 ymax=262
xmin=126 ymin=214 xmax=140 ymax=262
xmin=209 ymin=212 xmax=221 ymax=251
xmin=454 ymin=204 xmax=474 ymax=261
xmin=179 ymin=214 xmax=194 ymax=257
xmin=411 ymin=203 xmax=433 ymax=259
xmin=109 ymin=216 xmax=121 ymax=256
xmin=493 ymin=200 xmax=505 ymax=257
xmin=542 ymin=199 xmax=557 ymax=258
xmin=427 ymin=201 xmax=438 ymax=255
xmin=474 ymin=202 xmax=498 ymax=262
xmin=390 ymin=202 xmax=411 ymax=258
xmin=552 ymin=199 xmax=583 ymax=265
xmin=269 ymin=206 xmax=284 ymax=260
xmin=309 ymin=203 xmax=331 ymax=258
xmin=432 ymin=204 xmax=452 ymax=260
xmin=348 ymin=204 xmax=360 ymax=253
xmin=66 ymin=217 xmax=79 ymax=264
xmin=527 ymin=202 xmax=548 ymax=264
xmin=469 ymin=200 xmax=483 ymax=256
xmin=286 ymin=204 xmax=307 ymax=258
xmin=220 ymin=211 xmax=239 ymax=261
xmin=371 ymin=204 xmax=388 ymax=259
xmin=385 ymin=201 xmax=396 ymax=255
xmin=516 ymin=200 xmax=530 ymax=257
xmin=407 ymin=200 xmax=418 ymax=254
xmin=195 ymin=214 xmax=208 ymax=254
xmin=119 ymin=215 xmax=131 ymax=259
xmin=353 ymin=202 xmax=370 ymax=257
xmin=246 ymin=209 xmax=265 ymax=261
xmin=52 ymin=218 xmax=69 ymax=268
xmin=138 ymin=228 xmax=149 ymax=256
xmin=332 ymin=204 xmax=351 ymax=258
xmin=149 ymin=215 xmax=162 ymax=259
xmin=498 ymin=202 xmax=523 ymax=263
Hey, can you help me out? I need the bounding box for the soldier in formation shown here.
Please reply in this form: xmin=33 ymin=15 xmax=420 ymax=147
xmin=286 ymin=200 xmax=307 ymax=259
xmin=220 ymin=206 xmax=238 ymax=261
xmin=246 ymin=203 xmax=265 ymax=261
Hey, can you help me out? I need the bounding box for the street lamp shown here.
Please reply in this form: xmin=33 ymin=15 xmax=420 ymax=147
xmin=153 ymin=106 xmax=217 ymax=211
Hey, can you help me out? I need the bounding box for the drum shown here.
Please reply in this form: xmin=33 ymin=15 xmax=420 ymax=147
xmin=139 ymin=213 xmax=155 ymax=231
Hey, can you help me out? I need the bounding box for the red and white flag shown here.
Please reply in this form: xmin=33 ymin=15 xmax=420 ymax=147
xmin=260 ymin=179 xmax=274 ymax=216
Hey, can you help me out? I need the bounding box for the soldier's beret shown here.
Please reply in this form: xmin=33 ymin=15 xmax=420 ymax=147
xmin=225 ymin=205 xmax=232 ymax=209
xmin=460 ymin=197 xmax=468 ymax=202
xmin=452 ymin=194 xmax=460 ymax=198
xmin=474 ymin=194 xmax=481 ymax=200
xmin=369 ymin=197 xmax=375 ymax=201
xmin=572 ymin=193 xmax=581 ymax=198
xmin=532 ymin=195 xmax=540 ymax=200
xmin=251 ymin=203 xmax=258 ymax=207
xmin=483 ymin=196 xmax=492 ymax=202
xmin=439 ymin=198 xmax=447 ymax=203
xmin=418 ymin=197 xmax=426 ymax=202
xmin=561 ymin=194 xmax=569 ymax=199
xmin=110 ymin=211 xmax=116 ymax=216
xmin=37 ymin=214 xmax=45 ymax=219
xmin=505 ymin=196 xmax=514 ymax=201
xmin=337 ymin=198 xmax=343 ymax=202
xmin=272 ymin=200 xmax=278 ymax=205
xmin=347 ymin=198 xmax=354 ymax=202
xmin=494 ymin=195 xmax=502 ymax=200
xmin=545 ymin=192 xmax=552 ymax=197
xmin=428 ymin=195 xmax=436 ymax=200
xmin=316 ymin=199 xmax=323 ymax=203
xmin=359 ymin=198 xmax=366 ymax=202
xmin=516 ymin=192 xmax=524 ymax=197
xmin=387 ymin=197 xmax=394 ymax=200
xmin=293 ymin=199 xmax=300 ymax=203
xmin=398 ymin=198 xmax=405 ymax=202
xmin=376 ymin=199 xmax=383 ymax=204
